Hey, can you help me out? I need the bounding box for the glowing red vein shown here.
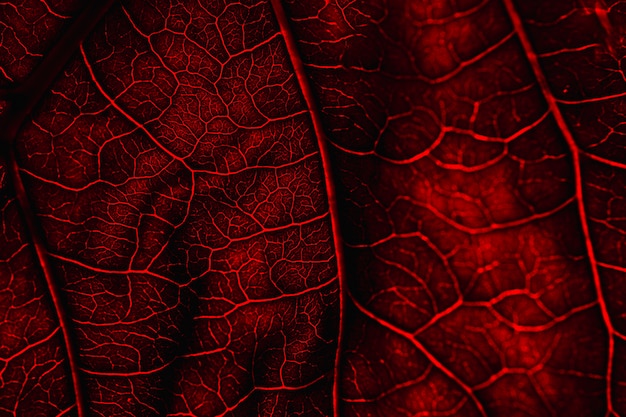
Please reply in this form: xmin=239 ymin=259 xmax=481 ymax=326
xmin=268 ymin=1 xmax=348 ymax=416
xmin=7 ymin=152 xmax=86 ymax=417
xmin=502 ymin=1 xmax=615 ymax=414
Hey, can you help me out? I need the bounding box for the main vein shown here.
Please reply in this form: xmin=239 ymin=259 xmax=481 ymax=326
xmin=268 ymin=1 xmax=348 ymax=416
xmin=502 ymin=0 xmax=615 ymax=414
xmin=0 ymin=2 xmax=117 ymax=416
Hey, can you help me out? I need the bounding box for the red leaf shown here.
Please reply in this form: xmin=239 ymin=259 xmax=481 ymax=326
xmin=1 ymin=0 xmax=624 ymax=416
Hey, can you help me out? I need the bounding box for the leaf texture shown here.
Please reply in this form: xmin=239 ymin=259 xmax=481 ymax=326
xmin=1 ymin=0 xmax=625 ymax=416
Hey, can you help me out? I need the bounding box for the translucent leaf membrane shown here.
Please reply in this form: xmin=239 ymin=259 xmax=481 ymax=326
xmin=1 ymin=0 xmax=625 ymax=416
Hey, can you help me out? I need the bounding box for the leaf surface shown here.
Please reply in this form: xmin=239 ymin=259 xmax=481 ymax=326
xmin=0 ymin=0 xmax=625 ymax=416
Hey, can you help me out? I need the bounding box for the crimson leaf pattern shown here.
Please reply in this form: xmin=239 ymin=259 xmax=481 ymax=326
xmin=0 ymin=0 xmax=625 ymax=416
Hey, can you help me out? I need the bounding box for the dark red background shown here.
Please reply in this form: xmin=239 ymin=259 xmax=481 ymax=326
xmin=1 ymin=0 xmax=625 ymax=416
